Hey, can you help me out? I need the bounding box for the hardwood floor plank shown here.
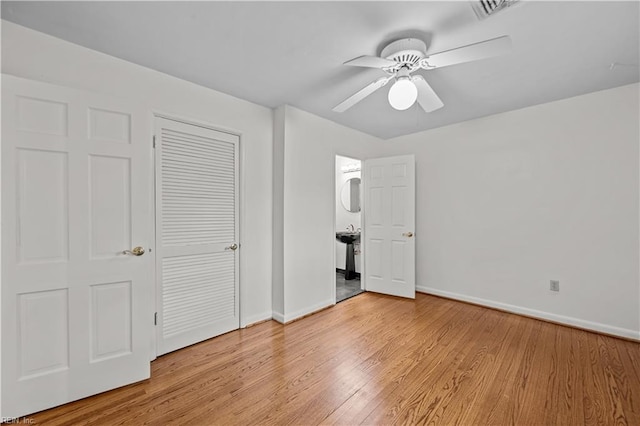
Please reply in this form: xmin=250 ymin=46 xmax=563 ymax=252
xmin=28 ymin=293 xmax=640 ymax=425
xmin=359 ymin=307 xmax=495 ymax=424
xmin=322 ymin=299 xmax=476 ymax=425
xmin=553 ymin=327 xmax=586 ymax=425
xmin=463 ymin=319 xmax=521 ymax=424
xmin=517 ymin=321 xmax=560 ymax=425
xmin=445 ymin=311 xmax=530 ymax=426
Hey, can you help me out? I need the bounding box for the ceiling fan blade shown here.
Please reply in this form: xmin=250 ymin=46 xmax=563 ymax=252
xmin=412 ymin=75 xmax=444 ymax=113
xmin=333 ymin=76 xmax=393 ymax=113
xmin=422 ymin=35 xmax=512 ymax=69
xmin=344 ymin=55 xmax=398 ymax=69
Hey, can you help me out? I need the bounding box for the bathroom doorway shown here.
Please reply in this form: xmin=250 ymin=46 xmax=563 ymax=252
xmin=335 ymin=155 xmax=365 ymax=303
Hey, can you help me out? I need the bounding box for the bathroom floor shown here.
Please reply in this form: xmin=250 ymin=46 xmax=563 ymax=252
xmin=336 ymin=272 xmax=364 ymax=303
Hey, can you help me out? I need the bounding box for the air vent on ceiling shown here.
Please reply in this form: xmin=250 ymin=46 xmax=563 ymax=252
xmin=471 ymin=0 xmax=520 ymax=20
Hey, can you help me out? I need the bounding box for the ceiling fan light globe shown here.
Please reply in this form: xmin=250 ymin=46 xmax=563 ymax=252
xmin=388 ymin=79 xmax=418 ymax=110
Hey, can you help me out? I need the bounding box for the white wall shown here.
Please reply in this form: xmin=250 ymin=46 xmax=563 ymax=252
xmin=274 ymin=106 xmax=384 ymax=322
xmin=1 ymin=21 xmax=274 ymax=327
xmin=335 ymin=155 xmax=361 ymax=272
xmin=380 ymin=83 xmax=640 ymax=339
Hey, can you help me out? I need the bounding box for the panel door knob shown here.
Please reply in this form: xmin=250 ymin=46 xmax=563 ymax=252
xmin=123 ymin=246 xmax=145 ymax=256
xmin=402 ymin=232 xmax=414 ymax=238
xmin=226 ymin=243 xmax=238 ymax=251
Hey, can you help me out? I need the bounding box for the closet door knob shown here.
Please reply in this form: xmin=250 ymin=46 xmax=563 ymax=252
xmin=226 ymin=243 xmax=238 ymax=251
xmin=402 ymin=232 xmax=414 ymax=238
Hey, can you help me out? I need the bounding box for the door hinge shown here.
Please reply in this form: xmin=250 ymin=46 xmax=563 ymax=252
xmin=154 ymin=312 xmax=158 ymax=325
xmin=152 ymin=135 xmax=157 ymax=148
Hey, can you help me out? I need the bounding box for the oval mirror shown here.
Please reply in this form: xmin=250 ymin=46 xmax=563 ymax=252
xmin=340 ymin=177 xmax=361 ymax=213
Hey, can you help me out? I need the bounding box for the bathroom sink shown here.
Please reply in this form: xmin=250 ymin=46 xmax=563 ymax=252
xmin=336 ymin=231 xmax=360 ymax=281
xmin=336 ymin=231 xmax=360 ymax=244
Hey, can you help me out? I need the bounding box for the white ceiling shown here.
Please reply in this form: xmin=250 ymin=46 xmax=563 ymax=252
xmin=2 ymin=1 xmax=638 ymax=139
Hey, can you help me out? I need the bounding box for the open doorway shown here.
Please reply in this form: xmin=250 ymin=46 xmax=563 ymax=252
xmin=335 ymin=155 xmax=365 ymax=303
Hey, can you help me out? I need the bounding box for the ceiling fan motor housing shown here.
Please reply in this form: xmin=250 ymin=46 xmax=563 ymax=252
xmin=381 ymin=38 xmax=427 ymax=67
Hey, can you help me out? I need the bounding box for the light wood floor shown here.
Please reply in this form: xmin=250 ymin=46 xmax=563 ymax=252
xmin=32 ymin=292 xmax=640 ymax=425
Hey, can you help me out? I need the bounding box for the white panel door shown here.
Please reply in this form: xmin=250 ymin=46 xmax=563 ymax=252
xmin=155 ymin=117 xmax=239 ymax=356
xmin=1 ymin=76 xmax=153 ymax=418
xmin=363 ymin=155 xmax=416 ymax=298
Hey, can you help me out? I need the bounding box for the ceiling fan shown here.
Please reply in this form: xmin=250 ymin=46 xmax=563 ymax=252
xmin=333 ymin=35 xmax=512 ymax=113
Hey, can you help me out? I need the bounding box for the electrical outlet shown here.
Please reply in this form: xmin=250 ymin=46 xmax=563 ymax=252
xmin=550 ymin=280 xmax=560 ymax=292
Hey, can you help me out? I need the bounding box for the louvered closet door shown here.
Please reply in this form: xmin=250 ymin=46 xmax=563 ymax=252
xmin=155 ymin=117 xmax=239 ymax=356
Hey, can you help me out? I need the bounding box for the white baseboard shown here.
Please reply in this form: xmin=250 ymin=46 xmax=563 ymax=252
xmin=272 ymin=311 xmax=285 ymax=324
xmin=241 ymin=311 xmax=274 ymax=328
xmin=416 ymin=285 xmax=640 ymax=341
xmin=272 ymin=299 xmax=335 ymax=324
